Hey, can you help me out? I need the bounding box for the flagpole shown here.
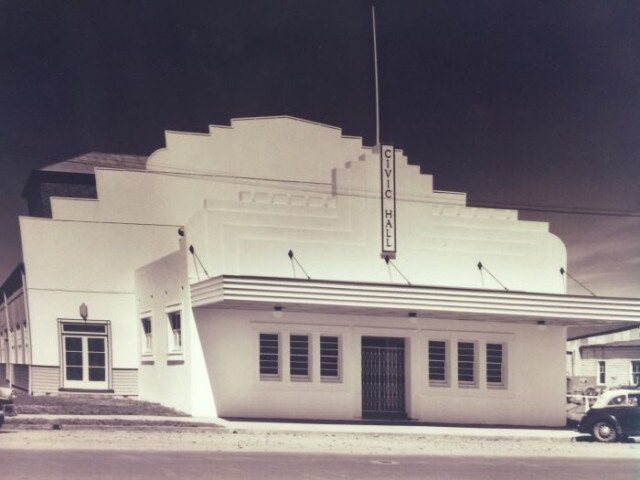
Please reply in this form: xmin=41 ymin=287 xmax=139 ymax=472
xmin=372 ymin=6 xmax=380 ymax=146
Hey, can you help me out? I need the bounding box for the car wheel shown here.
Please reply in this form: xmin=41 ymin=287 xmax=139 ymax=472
xmin=592 ymin=420 xmax=618 ymax=442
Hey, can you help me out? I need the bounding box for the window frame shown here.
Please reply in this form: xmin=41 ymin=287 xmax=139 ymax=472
xmin=428 ymin=339 xmax=449 ymax=387
xmin=166 ymin=308 xmax=183 ymax=355
xmin=58 ymin=319 xmax=111 ymax=391
xmin=631 ymin=360 xmax=640 ymax=386
xmin=259 ymin=332 xmax=281 ymax=380
xmin=15 ymin=325 xmax=23 ymax=364
xmin=457 ymin=340 xmax=478 ymax=388
xmin=22 ymin=321 xmax=29 ymax=364
xmin=598 ymin=360 xmax=606 ymax=385
xmin=320 ymin=335 xmax=342 ymax=382
xmin=486 ymin=342 xmax=507 ymax=388
xmin=140 ymin=314 xmax=153 ymax=358
xmin=289 ymin=333 xmax=311 ymax=381
xmin=1 ymin=330 xmax=8 ymax=364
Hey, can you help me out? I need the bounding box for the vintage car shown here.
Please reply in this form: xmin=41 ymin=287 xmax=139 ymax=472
xmin=0 ymin=386 xmax=17 ymax=429
xmin=577 ymin=389 xmax=640 ymax=442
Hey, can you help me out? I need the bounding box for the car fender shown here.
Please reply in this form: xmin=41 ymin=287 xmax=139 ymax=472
xmin=589 ymin=413 xmax=623 ymax=435
xmin=577 ymin=410 xmax=622 ymax=435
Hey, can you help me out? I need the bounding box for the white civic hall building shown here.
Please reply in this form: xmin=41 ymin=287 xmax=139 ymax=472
xmin=2 ymin=116 xmax=639 ymax=426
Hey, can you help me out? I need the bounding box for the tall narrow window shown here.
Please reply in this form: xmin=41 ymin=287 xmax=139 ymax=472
xmin=259 ymin=333 xmax=279 ymax=378
xmin=486 ymin=343 xmax=505 ymax=387
xmin=290 ymin=334 xmax=310 ymax=380
xmin=632 ymin=361 xmax=640 ymax=386
xmin=22 ymin=322 xmax=29 ymax=364
xmin=141 ymin=317 xmax=152 ymax=355
xmin=320 ymin=336 xmax=340 ymax=381
xmin=428 ymin=340 xmax=448 ymax=385
xmin=167 ymin=311 xmax=182 ymax=352
xmin=2 ymin=331 xmax=8 ymax=364
xmin=598 ymin=361 xmax=606 ymax=385
xmin=16 ymin=326 xmax=23 ymax=364
xmin=458 ymin=341 xmax=476 ymax=386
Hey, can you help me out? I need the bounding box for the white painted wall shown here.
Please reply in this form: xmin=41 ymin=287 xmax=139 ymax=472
xmin=40 ymin=117 xmax=566 ymax=295
xmin=0 ymin=287 xmax=29 ymax=376
xmin=182 ymin=148 xmax=566 ymax=293
xmin=135 ymin=242 xmax=216 ymax=416
xmin=50 ymin=197 xmax=101 ymax=222
xmin=147 ymin=117 xmax=370 ymax=184
xmin=194 ymin=307 xmax=567 ymax=426
xmin=20 ymin=217 xmax=180 ymax=377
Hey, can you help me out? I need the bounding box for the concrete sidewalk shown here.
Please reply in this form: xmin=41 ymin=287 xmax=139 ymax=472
xmin=9 ymin=414 xmax=579 ymax=440
xmin=218 ymin=418 xmax=577 ymax=440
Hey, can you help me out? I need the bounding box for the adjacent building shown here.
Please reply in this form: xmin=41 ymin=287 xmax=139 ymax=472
xmin=2 ymin=116 xmax=639 ymax=426
xmin=567 ymin=324 xmax=640 ymax=392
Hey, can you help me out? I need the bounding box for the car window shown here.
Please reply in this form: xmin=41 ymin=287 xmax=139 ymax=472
xmin=607 ymin=395 xmax=627 ymax=406
xmin=629 ymin=395 xmax=640 ymax=407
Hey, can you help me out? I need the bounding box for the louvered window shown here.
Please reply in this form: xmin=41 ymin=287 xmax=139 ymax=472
xmin=290 ymin=334 xmax=310 ymax=379
xmin=320 ymin=336 xmax=340 ymax=380
xmin=457 ymin=341 xmax=476 ymax=386
xmin=486 ymin=343 xmax=505 ymax=386
xmin=428 ymin=340 xmax=448 ymax=385
xmin=259 ymin=333 xmax=280 ymax=378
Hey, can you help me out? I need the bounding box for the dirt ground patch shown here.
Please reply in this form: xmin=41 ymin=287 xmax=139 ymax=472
xmin=13 ymin=391 xmax=187 ymax=416
xmin=0 ymin=428 xmax=638 ymax=459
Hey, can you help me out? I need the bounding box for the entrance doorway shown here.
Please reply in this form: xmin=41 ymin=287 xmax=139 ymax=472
xmin=60 ymin=322 xmax=110 ymax=391
xmin=361 ymin=336 xmax=406 ymax=418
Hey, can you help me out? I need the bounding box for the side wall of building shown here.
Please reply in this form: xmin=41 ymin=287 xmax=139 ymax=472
xmin=135 ymin=244 xmax=216 ymax=416
xmin=0 ymin=280 xmax=31 ymax=390
xmin=20 ymin=217 xmax=180 ymax=395
xmin=566 ymin=327 xmax=640 ymax=390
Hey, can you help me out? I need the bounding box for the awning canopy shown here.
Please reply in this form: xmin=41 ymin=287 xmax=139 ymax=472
xmin=191 ymin=275 xmax=640 ymax=327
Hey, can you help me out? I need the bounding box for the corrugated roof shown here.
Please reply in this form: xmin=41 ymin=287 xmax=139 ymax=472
xmin=568 ymin=323 xmax=640 ymax=341
xmin=42 ymin=152 xmax=147 ymax=174
xmin=581 ymin=339 xmax=640 ymax=349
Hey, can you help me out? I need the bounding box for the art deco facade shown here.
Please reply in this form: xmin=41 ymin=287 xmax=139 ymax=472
xmin=2 ymin=117 xmax=639 ymax=426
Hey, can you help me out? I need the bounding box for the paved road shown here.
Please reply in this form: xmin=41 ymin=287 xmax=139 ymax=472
xmin=0 ymin=450 xmax=638 ymax=480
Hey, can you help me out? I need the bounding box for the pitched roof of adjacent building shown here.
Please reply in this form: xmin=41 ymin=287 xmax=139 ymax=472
xmin=41 ymin=152 xmax=147 ymax=173
xmin=580 ymin=339 xmax=640 ymax=349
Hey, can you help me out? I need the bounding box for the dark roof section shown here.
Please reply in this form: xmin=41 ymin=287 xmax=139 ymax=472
xmin=41 ymin=152 xmax=148 ymax=174
xmin=21 ymin=152 xmax=147 ymax=199
xmin=21 ymin=170 xmax=97 ymax=199
xmin=21 ymin=152 xmax=148 ymax=218
xmin=1 ymin=263 xmax=25 ymax=299
xmin=568 ymin=323 xmax=640 ymax=341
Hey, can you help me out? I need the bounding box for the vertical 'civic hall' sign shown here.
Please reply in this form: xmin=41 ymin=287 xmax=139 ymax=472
xmin=380 ymin=144 xmax=396 ymax=257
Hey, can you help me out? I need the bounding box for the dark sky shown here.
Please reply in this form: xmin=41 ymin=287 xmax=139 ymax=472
xmin=1 ymin=0 xmax=639 ymax=298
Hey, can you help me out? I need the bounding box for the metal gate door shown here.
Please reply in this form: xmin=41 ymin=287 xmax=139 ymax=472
xmin=361 ymin=337 xmax=406 ymax=418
